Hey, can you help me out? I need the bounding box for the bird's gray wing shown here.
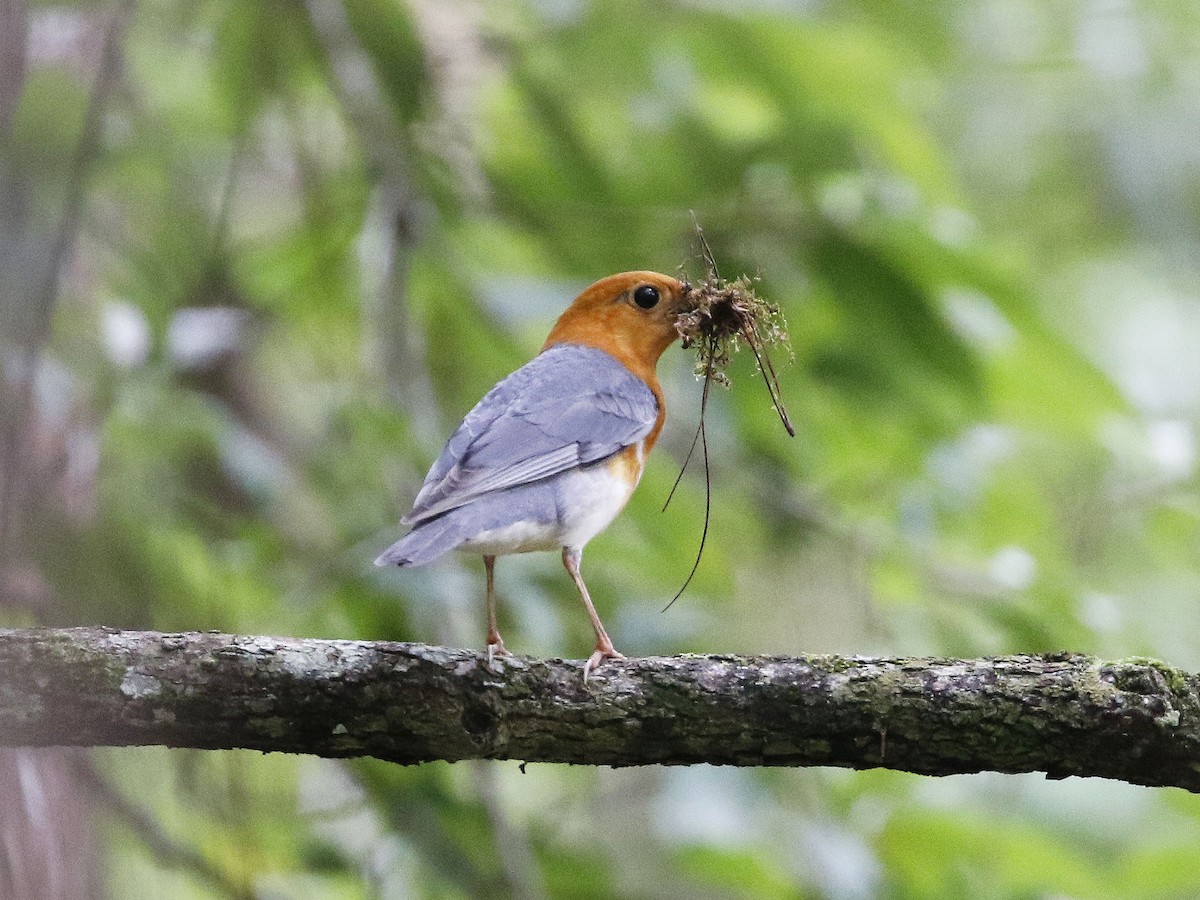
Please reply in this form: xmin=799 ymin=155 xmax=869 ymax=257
xmin=402 ymin=344 xmax=658 ymax=526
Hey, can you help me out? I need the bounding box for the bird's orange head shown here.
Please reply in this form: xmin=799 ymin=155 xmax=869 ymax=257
xmin=542 ymin=271 xmax=690 ymax=385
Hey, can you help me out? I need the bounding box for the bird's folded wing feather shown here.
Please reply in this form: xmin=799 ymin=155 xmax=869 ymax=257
xmin=402 ymin=344 xmax=658 ymax=525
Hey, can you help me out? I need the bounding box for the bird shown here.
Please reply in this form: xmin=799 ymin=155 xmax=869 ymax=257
xmin=376 ymin=271 xmax=691 ymax=678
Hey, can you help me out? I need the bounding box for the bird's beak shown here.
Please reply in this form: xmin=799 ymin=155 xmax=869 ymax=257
xmin=674 ymin=279 xmax=696 ymax=314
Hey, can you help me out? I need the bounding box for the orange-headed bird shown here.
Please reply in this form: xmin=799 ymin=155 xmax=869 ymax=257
xmin=377 ymin=272 xmax=690 ymax=677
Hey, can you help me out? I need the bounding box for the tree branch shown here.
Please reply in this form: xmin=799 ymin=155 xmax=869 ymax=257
xmin=1 ymin=627 xmax=1197 ymax=791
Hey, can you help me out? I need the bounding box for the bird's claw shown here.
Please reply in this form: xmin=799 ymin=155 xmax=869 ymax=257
xmin=486 ymin=639 xmax=512 ymax=669
xmin=583 ymin=645 xmax=626 ymax=682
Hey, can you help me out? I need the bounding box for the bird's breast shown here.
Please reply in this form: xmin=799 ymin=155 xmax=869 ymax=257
xmin=605 ymin=440 xmax=646 ymax=488
xmin=555 ymin=443 xmax=644 ymax=548
xmin=455 ymin=442 xmax=645 ymax=556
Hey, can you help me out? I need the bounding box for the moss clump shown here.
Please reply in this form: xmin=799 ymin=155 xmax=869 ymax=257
xmin=673 ymin=267 xmax=796 ymax=437
xmin=674 ymin=275 xmax=790 ymax=387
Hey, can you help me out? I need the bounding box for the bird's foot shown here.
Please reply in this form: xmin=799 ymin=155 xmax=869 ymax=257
xmin=583 ymin=643 xmax=626 ymax=682
xmin=486 ymin=637 xmax=512 ymax=668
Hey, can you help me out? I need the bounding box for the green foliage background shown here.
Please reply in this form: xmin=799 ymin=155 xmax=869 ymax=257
xmin=5 ymin=0 xmax=1200 ymax=896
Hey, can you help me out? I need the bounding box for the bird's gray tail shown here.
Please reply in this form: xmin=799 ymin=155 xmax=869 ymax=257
xmin=374 ymin=516 xmax=462 ymax=567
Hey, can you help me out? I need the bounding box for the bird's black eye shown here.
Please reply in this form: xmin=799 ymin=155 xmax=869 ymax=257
xmin=633 ymin=284 xmax=660 ymax=309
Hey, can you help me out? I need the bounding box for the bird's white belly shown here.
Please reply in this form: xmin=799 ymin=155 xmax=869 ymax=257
xmin=457 ymin=458 xmax=639 ymax=556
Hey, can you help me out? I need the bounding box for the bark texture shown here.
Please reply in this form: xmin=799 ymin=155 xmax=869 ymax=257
xmin=2 ymin=627 xmax=1198 ymax=790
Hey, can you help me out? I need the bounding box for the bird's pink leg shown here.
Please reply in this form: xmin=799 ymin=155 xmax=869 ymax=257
xmin=484 ymin=555 xmax=511 ymax=663
xmin=562 ymin=547 xmax=625 ymax=680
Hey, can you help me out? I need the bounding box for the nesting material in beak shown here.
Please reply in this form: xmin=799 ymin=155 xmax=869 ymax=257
xmin=674 ymin=269 xmax=795 ymax=435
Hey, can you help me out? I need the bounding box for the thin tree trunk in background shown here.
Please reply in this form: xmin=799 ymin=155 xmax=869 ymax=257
xmin=0 ymin=750 xmax=101 ymax=900
xmin=0 ymin=7 xmax=132 ymax=897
